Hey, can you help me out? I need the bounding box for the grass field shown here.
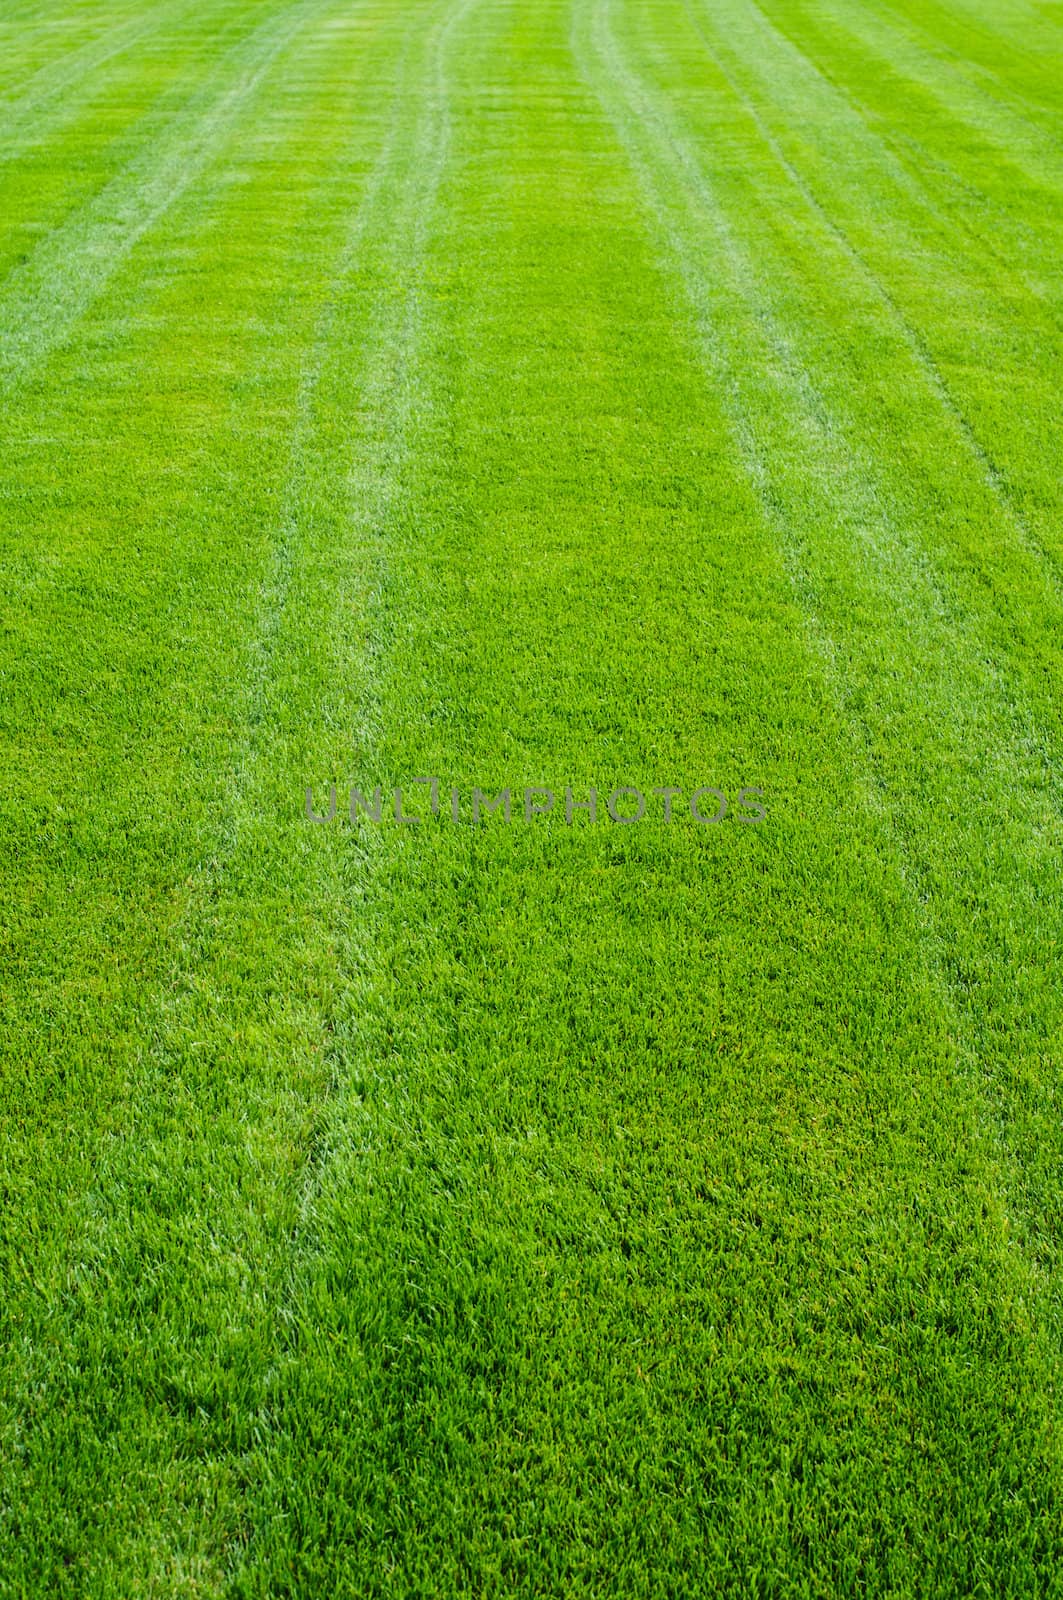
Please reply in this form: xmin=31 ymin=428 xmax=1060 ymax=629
xmin=2 ymin=0 xmax=1062 ymax=1593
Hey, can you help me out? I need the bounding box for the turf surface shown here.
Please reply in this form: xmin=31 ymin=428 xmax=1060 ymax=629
xmin=1 ymin=0 xmax=1062 ymax=1593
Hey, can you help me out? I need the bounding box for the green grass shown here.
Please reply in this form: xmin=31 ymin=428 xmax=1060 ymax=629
xmin=1 ymin=0 xmax=1062 ymax=1593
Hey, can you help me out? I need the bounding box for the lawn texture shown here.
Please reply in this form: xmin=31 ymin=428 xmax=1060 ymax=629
xmin=1 ymin=0 xmax=1062 ymax=1594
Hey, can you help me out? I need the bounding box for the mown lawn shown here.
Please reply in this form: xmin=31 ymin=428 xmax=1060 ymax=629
xmin=1 ymin=0 xmax=1062 ymax=1593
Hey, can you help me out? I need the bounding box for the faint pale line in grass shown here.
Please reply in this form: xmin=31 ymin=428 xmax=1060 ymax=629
xmin=679 ymin=0 xmax=1063 ymax=617
xmin=580 ymin=0 xmax=1063 ymax=829
xmin=0 ymin=0 xmax=330 ymax=390
xmin=0 ymin=0 xmax=190 ymax=144
xmin=738 ymin=0 xmax=1063 ymax=319
xmin=574 ymin=0 xmax=1063 ymax=1332
xmin=753 ymin=0 xmax=1063 ymax=192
